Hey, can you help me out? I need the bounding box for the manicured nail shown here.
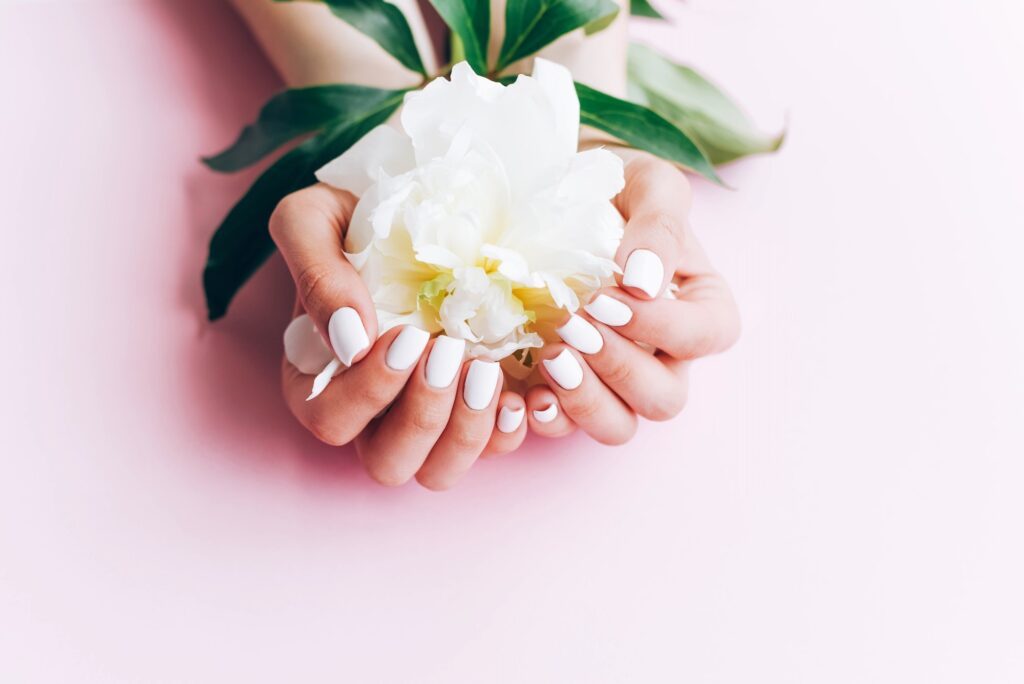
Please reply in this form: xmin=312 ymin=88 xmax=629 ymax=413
xmin=622 ymin=249 xmax=664 ymax=298
xmin=497 ymin=406 xmax=525 ymax=433
xmin=385 ymin=326 xmax=430 ymax=371
xmin=464 ymin=360 xmax=501 ymax=410
xmin=533 ymin=404 xmax=558 ymax=423
xmin=584 ymin=294 xmax=633 ymax=327
xmin=543 ymin=349 xmax=584 ymax=390
xmin=425 ymin=335 xmax=466 ymax=388
xmin=556 ymin=314 xmax=603 ymax=354
xmin=328 ymin=307 xmax=370 ymax=366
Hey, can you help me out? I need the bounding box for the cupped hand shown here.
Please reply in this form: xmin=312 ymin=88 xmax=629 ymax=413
xmin=271 ymin=184 xmax=526 ymax=489
xmin=524 ymin=149 xmax=741 ymax=445
xmin=272 ymin=147 xmax=740 ymax=483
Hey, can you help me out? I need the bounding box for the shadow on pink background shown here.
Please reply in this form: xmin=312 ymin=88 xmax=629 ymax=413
xmin=2 ymin=0 xmax=1023 ymax=681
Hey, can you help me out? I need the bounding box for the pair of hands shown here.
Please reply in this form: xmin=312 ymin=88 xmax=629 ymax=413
xmin=271 ymin=149 xmax=739 ymax=489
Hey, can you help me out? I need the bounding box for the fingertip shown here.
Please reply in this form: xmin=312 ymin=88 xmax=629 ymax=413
xmin=383 ymin=325 xmax=430 ymax=372
xmin=620 ymin=248 xmax=666 ymax=299
xmin=415 ymin=470 xmax=456 ymax=492
xmin=583 ymin=290 xmax=635 ymax=328
xmin=483 ymin=392 xmax=527 ymax=458
xmin=496 ymin=393 xmax=526 ymax=434
xmin=462 ymin=358 xmax=503 ymax=411
xmin=328 ymin=306 xmax=371 ymax=366
xmin=525 ymin=386 xmax=575 ymax=438
xmin=539 ymin=345 xmax=585 ymax=392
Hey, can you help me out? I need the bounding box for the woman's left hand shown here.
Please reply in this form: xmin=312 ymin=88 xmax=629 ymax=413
xmin=522 ymin=149 xmax=742 ymax=444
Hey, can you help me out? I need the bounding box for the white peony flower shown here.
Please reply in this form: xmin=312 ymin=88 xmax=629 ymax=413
xmin=305 ymin=59 xmax=624 ymax=383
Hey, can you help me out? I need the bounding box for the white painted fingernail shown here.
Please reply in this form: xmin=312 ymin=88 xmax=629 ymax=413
xmin=464 ymin=360 xmax=501 ymax=410
xmin=385 ymin=326 xmax=430 ymax=371
xmin=425 ymin=335 xmax=466 ymax=388
xmin=584 ymin=294 xmax=633 ymax=327
xmin=497 ymin=406 xmax=525 ymax=433
xmin=556 ymin=314 xmax=604 ymax=354
xmin=532 ymin=404 xmax=558 ymax=423
xmin=622 ymin=249 xmax=664 ymax=298
xmin=543 ymin=349 xmax=584 ymax=390
xmin=328 ymin=307 xmax=370 ymax=366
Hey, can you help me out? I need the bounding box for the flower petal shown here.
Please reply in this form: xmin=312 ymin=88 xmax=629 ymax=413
xmin=284 ymin=314 xmax=334 ymax=374
xmin=558 ymin=148 xmax=625 ymax=203
xmin=532 ymin=58 xmax=580 ymax=163
xmin=316 ymin=125 xmax=415 ymax=196
xmin=307 ymin=358 xmax=343 ymax=401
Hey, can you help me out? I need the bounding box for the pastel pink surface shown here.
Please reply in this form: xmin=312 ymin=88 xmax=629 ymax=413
xmin=2 ymin=1 xmax=1023 ymax=681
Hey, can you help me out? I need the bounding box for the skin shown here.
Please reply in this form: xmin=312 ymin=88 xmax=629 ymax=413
xmin=236 ymin=0 xmax=739 ymax=487
xmin=530 ymin=148 xmax=741 ymax=445
xmin=271 ymin=149 xmax=740 ymax=487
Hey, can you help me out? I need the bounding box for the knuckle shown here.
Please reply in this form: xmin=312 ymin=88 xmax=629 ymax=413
xmin=642 ymin=210 xmax=687 ymax=248
xmin=687 ymin=324 xmax=722 ymax=359
xmin=447 ymin=424 xmax=488 ymax=453
xmin=684 ymin=302 xmax=742 ymax=358
xmin=594 ymin=417 xmax=638 ymax=446
xmin=630 ymin=154 xmax=692 ymax=198
xmin=410 ymin=403 xmax=450 ymax=434
xmin=563 ymin=394 xmax=602 ymax=423
xmin=415 ymin=470 xmax=455 ymax=492
xmin=268 ymin=192 xmax=305 ymax=243
xmin=360 ymin=381 xmax=398 ymax=412
xmin=306 ymin=409 xmax=354 ymax=447
xmin=598 ymin=355 xmax=633 ymax=387
xmin=365 ymin=460 xmax=413 ymax=488
xmin=633 ymin=154 xmax=674 ymax=180
xmin=295 ymin=263 xmax=334 ymax=309
xmin=641 ymin=390 xmax=688 ymax=422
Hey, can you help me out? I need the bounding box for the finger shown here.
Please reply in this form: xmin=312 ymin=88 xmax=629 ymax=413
xmin=613 ymin=155 xmax=693 ymax=300
xmin=416 ymin=359 xmax=504 ymax=491
xmin=270 ymin=183 xmax=377 ymax=366
xmin=583 ymin=284 xmax=741 ymax=360
xmin=537 ymin=345 xmax=637 ymax=446
xmin=482 ymin=391 xmax=527 ymax=458
xmin=556 ymin=312 xmax=689 ymax=421
xmin=282 ymin=324 xmax=431 ymax=447
xmin=524 ymin=386 xmax=576 ymax=438
xmin=353 ymin=335 xmax=465 ymax=486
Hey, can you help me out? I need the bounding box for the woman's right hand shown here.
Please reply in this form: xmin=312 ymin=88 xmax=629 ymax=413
xmin=271 ymin=184 xmax=527 ymax=489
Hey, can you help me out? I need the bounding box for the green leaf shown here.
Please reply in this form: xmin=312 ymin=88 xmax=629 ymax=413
xmin=203 ymin=95 xmax=404 ymax=320
xmin=203 ymin=85 xmax=408 ymax=173
xmin=497 ymin=0 xmax=619 ymax=71
xmin=277 ymin=0 xmax=427 ymax=76
xmin=575 ymin=81 xmax=721 ymax=184
xmin=628 ymin=43 xmax=784 ymax=165
xmin=629 ymin=0 xmax=663 ymax=19
xmin=584 ymin=4 xmax=619 ymax=35
xmin=429 ymin=0 xmax=490 ymax=74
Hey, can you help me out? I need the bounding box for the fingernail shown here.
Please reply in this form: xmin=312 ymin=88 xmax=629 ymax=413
xmin=543 ymin=349 xmax=584 ymax=390
xmin=385 ymin=326 xmax=430 ymax=371
xmin=556 ymin=314 xmax=604 ymax=354
xmin=622 ymin=249 xmax=664 ymax=298
xmin=464 ymin=360 xmax=501 ymax=410
xmin=328 ymin=307 xmax=370 ymax=366
xmin=584 ymin=294 xmax=633 ymax=327
xmin=532 ymin=404 xmax=558 ymax=423
xmin=425 ymin=335 xmax=466 ymax=388
xmin=497 ymin=406 xmax=525 ymax=433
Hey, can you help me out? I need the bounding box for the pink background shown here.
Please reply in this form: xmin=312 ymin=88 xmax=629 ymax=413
xmin=2 ymin=0 xmax=1023 ymax=681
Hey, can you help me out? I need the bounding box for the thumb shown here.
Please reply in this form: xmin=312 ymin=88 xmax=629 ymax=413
xmin=613 ymin=154 xmax=693 ymax=300
xmin=270 ymin=183 xmax=378 ymax=366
